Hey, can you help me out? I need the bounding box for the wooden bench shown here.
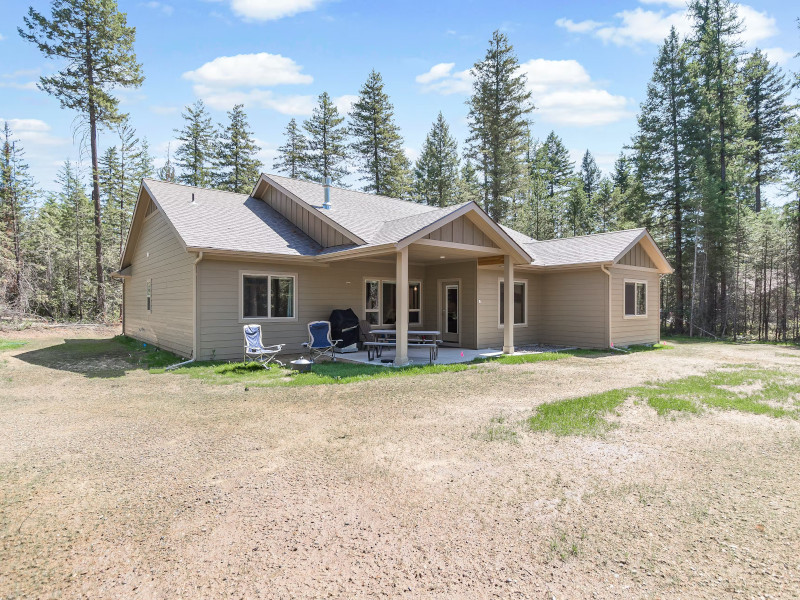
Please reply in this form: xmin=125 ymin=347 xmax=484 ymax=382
xmin=363 ymin=340 xmax=439 ymax=363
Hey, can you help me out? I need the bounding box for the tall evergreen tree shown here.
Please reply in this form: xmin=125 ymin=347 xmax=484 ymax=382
xmin=158 ymin=143 xmax=176 ymax=182
xmin=564 ymin=180 xmax=592 ymax=237
xmin=273 ymin=118 xmax=308 ymax=179
xmin=350 ymin=70 xmax=409 ymax=196
xmin=20 ymin=0 xmax=144 ymax=318
xmin=303 ymin=92 xmax=349 ymax=184
xmin=466 ymin=30 xmax=534 ymax=222
xmin=458 ymin=158 xmax=483 ymax=206
xmin=533 ymin=131 xmax=574 ymax=237
xmin=414 ymin=112 xmax=460 ymax=207
xmin=0 ymin=123 xmax=36 ymax=310
xmin=174 ymin=100 xmax=217 ymax=188
xmin=595 ymin=178 xmax=618 ymax=233
xmin=742 ymin=48 xmax=792 ymax=212
xmin=215 ymin=104 xmax=262 ymax=193
xmin=688 ymin=0 xmax=744 ymax=332
xmin=632 ymin=27 xmax=695 ymax=331
xmin=579 ymin=150 xmax=601 ymax=203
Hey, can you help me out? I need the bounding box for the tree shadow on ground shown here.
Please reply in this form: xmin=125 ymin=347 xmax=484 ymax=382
xmin=14 ymin=337 xmax=176 ymax=378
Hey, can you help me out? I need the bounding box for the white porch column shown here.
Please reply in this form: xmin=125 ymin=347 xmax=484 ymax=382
xmin=394 ymin=246 xmax=409 ymax=366
xmin=503 ymin=254 xmax=515 ymax=354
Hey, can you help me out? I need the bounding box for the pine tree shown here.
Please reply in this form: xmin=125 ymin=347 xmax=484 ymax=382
xmin=595 ymin=178 xmax=617 ymax=233
xmin=533 ymin=131 xmax=574 ymax=237
xmin=303 ymin=92 xmax=349 ymax=184
xmin=349 ymin=70 xmax=409 ymax=196
xmin=158 ymin=143 xmax=176 ymax=182
xmin=20 ymin=0 xmax=144 ymax=318
xmin=579 ymin=150 xmax=601 ymax=203
xmin=458 ymin=158 xmax=483 ymax=205
xmin=466 ymin=30 xmax=534 ymax=222
xmin=273 ymin=118 xmax=308 ymax=179
xmin=632 ymin=27 xmax=696 ymax=331
xmin=564 ymin=179 xmax=592 ymax=237
xmin=0 ymin=123 xmax=36 ymax=311
xmin=742 ymin=48 xmax=792 ymax=213
xmin=174 ymin=100 xmax=217 ymax=188
xmin=413 ymin=112 xmax=460 ymax=207
xmin=215 ymin=104 xmax=262 ymax=193
xmin=687 ymin=0 xmax=744 ymax=333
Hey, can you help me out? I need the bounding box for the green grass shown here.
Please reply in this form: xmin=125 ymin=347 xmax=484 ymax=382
xmin=0 ymin=339 xmax=26 ymax=351
xmin=525 ymin=366 xmax=800 ymax=436
xmin=114 ymin=335 xmax=183 ymax=369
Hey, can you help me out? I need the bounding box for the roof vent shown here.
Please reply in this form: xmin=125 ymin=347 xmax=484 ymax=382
xmin=323 ymin=176 xmax=331 ymax=209
xmin=190 ymin=192 xmax=195 ymax=204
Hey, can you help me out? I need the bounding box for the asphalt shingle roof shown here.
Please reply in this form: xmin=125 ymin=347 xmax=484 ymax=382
xmin=524 ymin=228 xmax=646 ymax=266
xmin=143 ymin=179 xmax=321 ymax=256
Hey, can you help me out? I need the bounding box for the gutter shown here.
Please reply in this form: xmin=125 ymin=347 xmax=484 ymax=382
xmin=600 ymin=264 xmax=613 ymax=349
xmin=166 ymin=250 xmax=204 ymax=371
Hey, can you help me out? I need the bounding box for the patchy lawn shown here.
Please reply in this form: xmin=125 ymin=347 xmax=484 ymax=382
xmin=2 ymin=327 xmax=800 ymax=599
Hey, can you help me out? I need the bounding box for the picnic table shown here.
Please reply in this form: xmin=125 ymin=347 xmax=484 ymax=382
xmin=364 ymin=329 xmax=441 ymax=363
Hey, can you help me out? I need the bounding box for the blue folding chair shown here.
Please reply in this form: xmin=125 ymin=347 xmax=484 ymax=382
xmin=303 ymin=320 xmax=342 ymax=362
xmin=243 ymin=324 xmax=285 ymax=367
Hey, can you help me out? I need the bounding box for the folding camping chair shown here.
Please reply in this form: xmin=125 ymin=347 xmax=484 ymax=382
xmin=302 ymin=320 xmax=341 ymax=362
xmin=243 ymin=324 xmax=285 ymax=368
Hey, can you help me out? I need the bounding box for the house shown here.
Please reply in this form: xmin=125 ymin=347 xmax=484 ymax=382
xmin=114 ymin=174 xmax=673 ymax=364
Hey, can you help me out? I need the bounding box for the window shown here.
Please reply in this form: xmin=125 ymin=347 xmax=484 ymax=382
xmin=625 ymin=281 xmax=647 ymax=317
xmin=364 ymin=279 xmax=421 ymax=326
xmin=499 ymin=280 xmax=526 ymax=326
xmin=242 ymin=273 xmax=295 ymax=319
xmin=146 ymin=279 xmax=152 ymax=312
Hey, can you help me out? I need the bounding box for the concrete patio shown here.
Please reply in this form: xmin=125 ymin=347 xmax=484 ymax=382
xmin=335 ymin=344 xmax=574 ymax=366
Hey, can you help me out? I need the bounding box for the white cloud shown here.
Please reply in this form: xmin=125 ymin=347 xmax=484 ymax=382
xmin=415 ymin=63 xmax=473 ymax=95
xmin=0 ymin=81 xmax=37 ymax=91
xmin=0 ymin=34 xmax=5 ymax=42
xmin=0 ymin=118 xmax=69 ymax=147
xmin=214 ymin=0 xmax=325 ymax=22
xmin=404 ymin=146 xmax=419 ymax=163
xmin=334 ymin=94 xmax=358 ymax=115
xmin=417 ymin=58 xmax=631 ymax=126
xmin=555 ymin=18 xmax=604 ymax=34
xmin=141 ymin=1 xmax=174 ymax=15
xmin=183 ymin=52 xmax=312 ymax=88
xmin=762 ymin=47 xmax=794 ymax=66
xmin=194 ymin=85 xmax=315 ymax=115
xmin=556 ymin=3 xmax=778 ymax=48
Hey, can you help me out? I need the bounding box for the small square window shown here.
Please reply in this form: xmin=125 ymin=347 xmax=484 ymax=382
xmin=625 ymin=282 xmax=647 ymax=316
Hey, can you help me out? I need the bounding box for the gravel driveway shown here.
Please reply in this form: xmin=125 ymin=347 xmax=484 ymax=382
xmin=1 ymin=327 xmax=799 ymax=599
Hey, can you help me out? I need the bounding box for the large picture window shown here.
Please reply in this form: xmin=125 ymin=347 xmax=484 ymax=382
xmin=242 ymin=273 xmax=295 ymax=319
xmin=364 ymin=279 xmax=421 ymax=325
xmin=624 ymin=281 xmax=647 ymax=317
xmin=499 ymin=280 xmax=526 ymax=326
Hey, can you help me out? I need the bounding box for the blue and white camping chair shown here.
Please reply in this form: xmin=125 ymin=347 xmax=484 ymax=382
xmin=303 ymin=320 xmax=342 ymax=362
xmin=243 ymin=324 xmax=285 ymax=368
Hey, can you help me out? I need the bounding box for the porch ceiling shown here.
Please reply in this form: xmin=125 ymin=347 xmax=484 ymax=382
xmin=407 ymin=241 xmax=500 ymax=264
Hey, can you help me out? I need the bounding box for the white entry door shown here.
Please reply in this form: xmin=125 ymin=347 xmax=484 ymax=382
xmin=440 ymin=281 xmax=460 ymax=344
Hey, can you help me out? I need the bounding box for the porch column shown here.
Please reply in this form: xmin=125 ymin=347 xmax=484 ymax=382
xmin=394 ymin=246 xmax=409 ymax=366
xmin=503 ymin=254 xmax=515 ymax=354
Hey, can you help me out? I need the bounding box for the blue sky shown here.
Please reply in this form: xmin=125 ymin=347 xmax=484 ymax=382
xmin=1 ymin=0 xmax=798 ymax=204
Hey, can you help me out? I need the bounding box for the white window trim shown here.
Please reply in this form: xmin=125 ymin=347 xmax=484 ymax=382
xmin=146 ymin=278 xmax=152 ymax=313
xmin=497 ymin=278 xmax=528 ymax=328
xmin=623 ymin=279 xmax=648 ymax=319
xmin=239 ymin=270 xmax=298 ymax=323
xmin=363 ymin=277 xmax=423 ymax=327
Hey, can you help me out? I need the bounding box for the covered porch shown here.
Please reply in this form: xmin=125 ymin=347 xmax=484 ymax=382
xmin=336 ymin=343 xmax=571 ymax=366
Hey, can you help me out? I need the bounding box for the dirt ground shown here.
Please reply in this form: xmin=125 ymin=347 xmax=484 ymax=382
xmin=1 ymin=327 xmax=799 ymax=599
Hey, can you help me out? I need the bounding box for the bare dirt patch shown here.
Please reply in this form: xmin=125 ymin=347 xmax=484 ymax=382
xmin=1 ymin=330 xmax=799 ymax=598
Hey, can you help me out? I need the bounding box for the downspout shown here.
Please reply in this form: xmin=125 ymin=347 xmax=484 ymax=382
xmin=601 ymin=264 xmax=613 ymax=349
xmin=166 ymin=251 xmax=204 ymax=371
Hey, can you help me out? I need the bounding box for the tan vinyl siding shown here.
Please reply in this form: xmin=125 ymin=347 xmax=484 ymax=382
xmin=618 ymin=241 xmax=655 ymax=268
xmin=123 ymin=207 xmax=194 ymax=357
xmin=422 ymin=260 xmax=478 ymax=349
xmin=423 ymin=215 xmax=499 ymax=248
xmin=537 ymin=269 xmax=608 ymax=348
xmin=196 ymin=258 xmax=426 ymax=360
xmin=261 ymin=185 xmax=349 ymax=248
xmin=610 ymin=266 xmax=661 ymax=346
xmin=476 ymin=269 xmax=540 ymax=348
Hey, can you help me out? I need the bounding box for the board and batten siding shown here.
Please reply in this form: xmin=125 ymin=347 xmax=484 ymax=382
xmin=536 ymin=269 xmax=608 ymax=348
xmin=617 ymin=241 xmax=655 ymax=268
xmin=609 ymin=266 xmax=661 ymax=346
xmin=423 ymin=215 xmax=499 ymax=248
xmin=422 ymin=261 xmax=478 ymax=349
xmin=196 ymin=258 xmax=426 ymax=361
xmin=260 ymin=185 xmax=349 ymax=248
xmin=123 ymin=206 xmax=195 ymax=357
xmin=476 ymin=268 xmax=540 ymax=348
